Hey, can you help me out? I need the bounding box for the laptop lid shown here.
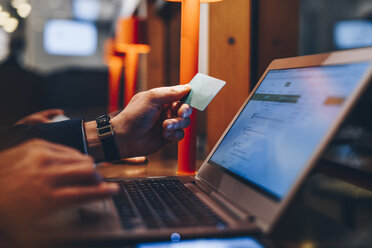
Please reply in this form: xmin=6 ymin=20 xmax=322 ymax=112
xmin=196 ymin=47 xmax=372 ymax=232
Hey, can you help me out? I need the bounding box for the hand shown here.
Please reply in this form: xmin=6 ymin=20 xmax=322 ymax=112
xmin=0 ymin=139 xmax=118 ymax=232
xmin=15 ymin=109 xmax=65 ymax=125
xmin=112 ymin=85 xmax=192 ymax=158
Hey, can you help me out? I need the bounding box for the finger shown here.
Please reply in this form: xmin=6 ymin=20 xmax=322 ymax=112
xmin=26 ymin=116 xmax=51 ymax=124
xmin=170 ymin=102 xmax=192 ymax=119
xmin=177 ymin=103 xmax=193 ymax=118
xmin=24 ymin=140 xmax=93 ymax=166
xmin=35 ymin=116 xmax=52 ymax=123
xmin=116 ymin=156 xmax=148 ymax=164
xmin=163 ymin=129 xmax=185 ymax=142
xmin=41 ymin=152 xmax=93 ymax=168
xmin=42 ymin=109 xmax=65 ymax=118
xmin=52 ymin=183 xmax=119 ymax=207
xmin=49 ymin=163 xmax=101 ymax=186
xmin=171 ymin=101 xmax=183 ymax=115
xmin=163 ymin=117 xmax=191 ymax=131
xmin=31 ymin=139 xmax=91 ymax=159
xmin=147 ymin=85 xmax=191 ymax=106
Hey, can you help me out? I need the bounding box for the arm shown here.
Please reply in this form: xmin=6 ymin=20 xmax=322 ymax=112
xmin=0 ymin=85 xmax=192 ymax=162
xmin=0 ymin=118 xmax=87 ymax=153
xmin=15 ymin=109 xmax=65 ymax=125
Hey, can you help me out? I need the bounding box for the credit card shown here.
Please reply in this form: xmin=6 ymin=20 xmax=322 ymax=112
xmin=183 ymin=73 xmax=226 ymax=111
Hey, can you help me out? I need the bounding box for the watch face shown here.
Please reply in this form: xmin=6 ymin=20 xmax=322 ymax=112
xmin=96 ymin=115 xmax=110 ymax=127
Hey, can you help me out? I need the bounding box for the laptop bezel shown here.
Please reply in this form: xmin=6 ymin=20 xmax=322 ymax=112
xmin=196 ymin=47 xmax=372 ymax=232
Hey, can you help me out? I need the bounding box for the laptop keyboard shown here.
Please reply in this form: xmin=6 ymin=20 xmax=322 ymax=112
xmin=113 ymin=178 xmax=226 ymax=230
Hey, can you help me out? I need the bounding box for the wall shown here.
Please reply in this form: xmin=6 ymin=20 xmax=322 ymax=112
xmin=24 ymin=0 xmax=119 ymax=73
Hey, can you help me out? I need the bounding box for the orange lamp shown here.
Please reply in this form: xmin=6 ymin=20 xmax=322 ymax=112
xmin=104 ymin=38 xmax=124 ymax=113
xmin=104 ymin=17 xmax=150 ymax=113
xmin=115 ymin=17 xmax=150 ymax=107
xmin=166 ymin=0 xmax=223 ymax=174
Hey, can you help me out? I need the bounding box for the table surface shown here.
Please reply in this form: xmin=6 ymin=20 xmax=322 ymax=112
xmin=97 ymin=153 xmax=201 ymax=179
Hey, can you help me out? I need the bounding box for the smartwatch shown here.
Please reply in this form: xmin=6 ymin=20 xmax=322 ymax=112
xmin=96 ymin=114 xmax=120 ymax=162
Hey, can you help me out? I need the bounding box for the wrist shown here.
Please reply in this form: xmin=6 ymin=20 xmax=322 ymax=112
xmin=84 ymin=121 xmax=105 ymax=162
xmin=110 ymin=117 xmax=129 ymax=158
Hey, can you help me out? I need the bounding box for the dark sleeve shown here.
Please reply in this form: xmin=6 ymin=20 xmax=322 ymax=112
xmin=0 ymin=118 xmax=86 ymax=153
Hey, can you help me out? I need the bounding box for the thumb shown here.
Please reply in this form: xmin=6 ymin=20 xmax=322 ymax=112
xmin=149 ymin=85 xmax=191 ymax=106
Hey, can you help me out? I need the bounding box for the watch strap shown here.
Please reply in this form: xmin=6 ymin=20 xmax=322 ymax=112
xmin=96 ymin=115 xmax=120 ymax=162
xmin=101 ymin=136 xmax=120 ymax=162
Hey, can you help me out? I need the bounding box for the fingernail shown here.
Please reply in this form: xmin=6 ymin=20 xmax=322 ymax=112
xmin=182 ymin=108 xmax=192 ymax=118
xmin=179 ymin=84 xmax=190 ymax=90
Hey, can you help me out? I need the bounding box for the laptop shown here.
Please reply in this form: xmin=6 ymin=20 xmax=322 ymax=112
xmin=53 ymin=47 xmax=372 ymax=244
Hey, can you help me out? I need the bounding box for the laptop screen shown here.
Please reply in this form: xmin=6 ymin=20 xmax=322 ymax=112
xmin=209 ymin=62 xmax=370 ymax=200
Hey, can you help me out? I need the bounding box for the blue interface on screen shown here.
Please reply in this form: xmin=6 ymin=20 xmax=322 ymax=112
xmin=137 ymin=237 xmax=264 ymax=248
xmin=210 ymin=62 xmax=370 ymax=199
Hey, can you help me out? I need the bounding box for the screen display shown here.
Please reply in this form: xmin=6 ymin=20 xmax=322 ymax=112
xmin=137 ymin=237 xmax=264 ymax=248
xmin=210 ymin=62 xmax=370 ymax=199
xmin=334 ymin=20 xmax=372 ymax=49
xmin=44 ymin=19 xmax=97 ymax=56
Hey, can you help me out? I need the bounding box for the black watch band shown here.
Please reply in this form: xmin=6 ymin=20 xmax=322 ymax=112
xmin=96 ymin=114 xmax=120 ymax=162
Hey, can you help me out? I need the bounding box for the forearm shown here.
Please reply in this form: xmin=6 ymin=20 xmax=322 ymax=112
xmin=0 ymin=119 xmax=85 ymax=152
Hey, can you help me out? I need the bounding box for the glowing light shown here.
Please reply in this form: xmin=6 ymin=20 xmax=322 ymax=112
xmin=3 ymin=17 xmax=19 ymax=33
xmin=17 ymin=2 xmax=32 ymax=18
xmin=11 ymin=0 xmax=27 ymax=9
xmin=301 ymin=241 xmax=315 ymax=248
xmin=0 ymin=12 xmax=10 ymax=26
xmin=170 ymin=233 xmax=181 ymax=242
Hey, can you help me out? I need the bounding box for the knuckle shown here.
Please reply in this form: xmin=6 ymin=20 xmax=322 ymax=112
xmin=146 ymin=89 xmax=157 ymax=99
xmin=169 ymin=88 xmax=177 ymax=96
xmin=27 ymin=148 xmax=43 ymax=160
xmin=133 ymin=91 xmax=144 ymax=99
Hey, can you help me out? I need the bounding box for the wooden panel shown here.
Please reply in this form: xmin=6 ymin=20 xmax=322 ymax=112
xmin=146 ymin=3 xmax=181 ymax=89
xmin=169 ymin=7 xmax=181 ymax=85
xmin=257 ymin=0 xmax=299 ymax=77
xmin=147 ymin=2 xmax=166 ymax=89
xmin=207 ymin=0 xmax=251 ymax=151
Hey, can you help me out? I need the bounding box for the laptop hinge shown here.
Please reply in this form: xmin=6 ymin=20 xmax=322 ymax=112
xmin=194 ymin=177 xmax=252 ymax=221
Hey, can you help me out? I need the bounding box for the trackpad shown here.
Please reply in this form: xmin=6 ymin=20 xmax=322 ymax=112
xmin=42 ymin=199 xmax=121 ymax=232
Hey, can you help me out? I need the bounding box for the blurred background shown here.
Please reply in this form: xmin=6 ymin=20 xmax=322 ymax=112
xmin=0 ymin=0 xmax=372 ymax=241
xmin=0 ymin=0 xmax=181 ymax=126
xmin=1 ymin=0 xmax=372 ymax=127
xmin=0 ymin=0 xmax=371 ymax=155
